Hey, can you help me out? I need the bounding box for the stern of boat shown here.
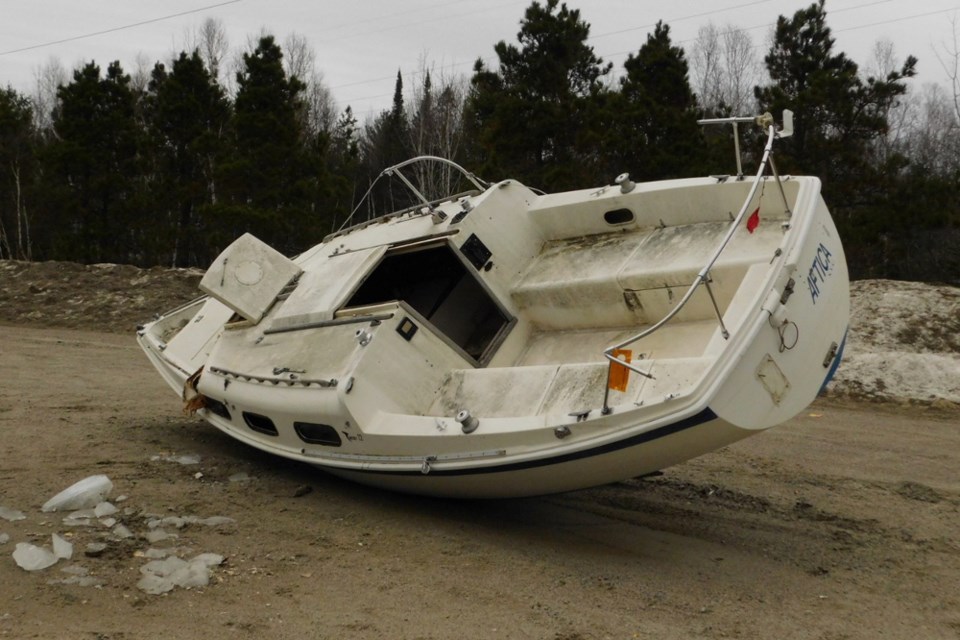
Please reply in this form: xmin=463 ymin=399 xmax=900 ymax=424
xmin=709 ymin=187 xmax=849 ymax=430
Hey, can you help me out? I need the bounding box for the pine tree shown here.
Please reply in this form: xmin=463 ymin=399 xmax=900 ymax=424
xmin=211 ymin=35 xmax=319 ymax=255
xmin=360 ymin=71 xmax=414 ymax=216
xmin=756 ymin=1 xmax=916 ymax=191
xmin=755 ymin=1 xmax=918 ymax=278
xmin=0 ymin=87 xmax=35 ymax=260
xmin=467 ymin=0 xmax=611 ymax=190
xmin=613 ymin=22 xmax=704 ymax=181
xmin=144 ymin=51 xmax=230 ymax=267
xmin=43 ymin=61 xmax=143 ymax=264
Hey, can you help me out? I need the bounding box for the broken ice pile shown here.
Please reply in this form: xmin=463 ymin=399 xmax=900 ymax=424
xmin=13 ymin=533 xmax=72 ymax=571
xmin=137 ymin=553 xmax=224 ymax=594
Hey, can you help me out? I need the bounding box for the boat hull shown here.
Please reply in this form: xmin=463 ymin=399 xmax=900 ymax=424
xmin=137 ymin=165 xmax=849 ymax=499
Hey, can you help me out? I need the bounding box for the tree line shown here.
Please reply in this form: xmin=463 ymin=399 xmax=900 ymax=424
xmin=0 ymin=0 xmax=957 ymax=283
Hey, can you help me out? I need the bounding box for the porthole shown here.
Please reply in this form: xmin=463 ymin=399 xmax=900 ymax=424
xmin=294 ymin=422 xmax=342 ymax=447
xmin=243 ymin=412 xmax=278 ymax=436
xmin=604 ymin=208 xmax=634 ymax=225
xmin=205 ymin=398 xmax=231 ymax=421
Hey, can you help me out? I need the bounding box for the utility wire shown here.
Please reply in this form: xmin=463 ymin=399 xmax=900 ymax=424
xmin=339 ymin=2 xmax=955 ymax=116
xmin=0 ymin=0 xmax=243 ymax=57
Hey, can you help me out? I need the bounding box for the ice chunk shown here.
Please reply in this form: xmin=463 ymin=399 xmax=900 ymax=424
xmin=145 ymin=528 xmax=177 ymax=543
xmin=159 ymin=516 xmax=188 ymax=529
xmin=60 ymin=564 xmax=88 ymax=576
xmin=137 ymin=556 xmax=188 ymax=595
xmin=0 ymin=506 xmax=26 ymax=522
xmin=136 ymin=572 xmax=175 ymax=595
xmin=140 ymin=555 xmax=187 ymax=576
xmin=198 ymin=516 xmax=235 ymax=526
xmin=159 ymin=454 xmax=200 ymax=465
xmin=84 ymin=542 xmax=108 ymax=557
xmin=93 ymin=502 xmax=117 ymax=517
xmin=99 ymin=517 xmax=117 ymax=528
xmin=0 ymin=533 xmax=10 ymax=544
xmin=53 ymin=567 xmax=102 ymax=587
xmin=136 ymin=553 xmax=225 ymax=594
xmin=50 ymin=575 xmax=102 ymax=587
xmin=13 ymin=542 xmax=58 ymax=571
xmin=42 ymin=475 xmax=113 ymax=512
xmin=112 ymin=524 xmax=133 ymax=539
xmin=52 ymin=534 xmax=73 ymax=560
xmin=192 ymin=552 xmax=225 ymax=568
xmin=228 ymin=472 xmax=252 ymax=483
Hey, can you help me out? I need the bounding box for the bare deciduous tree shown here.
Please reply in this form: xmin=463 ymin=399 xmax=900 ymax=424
xmin=901 ymin=82 xmax=960 ymax=174
xmin=130 ymin=52 xmax=153 ymax=94
xmin=31 ymin=57 xmax=67 ymax=134
xmin=690 ymin=24 xmax=761 ymax=116
xmin=181 ymin=17 xmax=230 ymax=81
xmin=864 ymin=38 xmax=915 ymax=160
xmin=283 ymin=33 xmax=337 ymax=136
xmin=199 ymin=17 xmax=229 ymax=82
xmin=934 ymin=14 xmax=960 ymax=124
xmin=407 ymin=57 xmax=468 ymax=198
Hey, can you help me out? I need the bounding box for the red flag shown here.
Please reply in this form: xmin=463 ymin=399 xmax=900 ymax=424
xmin=746 ymin=207 xmax=760 ymax=233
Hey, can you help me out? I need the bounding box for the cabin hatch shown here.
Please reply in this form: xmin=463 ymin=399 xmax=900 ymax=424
xmin=343 ymin=242 xmax=511 ymax=365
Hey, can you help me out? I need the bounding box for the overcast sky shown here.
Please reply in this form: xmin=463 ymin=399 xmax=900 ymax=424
xmin=2 ymin=0 xmax=958 ymax=120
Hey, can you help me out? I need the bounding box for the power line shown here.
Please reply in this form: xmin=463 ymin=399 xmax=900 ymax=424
xmin=588 ymin=0 xmax=776 ymax=42
xmin=333 ymin=0 xmax=906 ymax=95
xmin=338 ymin=2 xmax=956 ymax=116
xmin=0 ymin=0 xmax=243 ymax=57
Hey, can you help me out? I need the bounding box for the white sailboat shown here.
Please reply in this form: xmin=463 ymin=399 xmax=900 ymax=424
xmin=138 ymin=111 xmax=849 ymax=497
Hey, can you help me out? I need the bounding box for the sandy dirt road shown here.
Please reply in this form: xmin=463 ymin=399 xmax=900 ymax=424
xmin=0 ymin=323 xmax=958 ymax=639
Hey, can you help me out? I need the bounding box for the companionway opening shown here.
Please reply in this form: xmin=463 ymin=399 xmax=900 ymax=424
xmin=343 ymin=243 xmax=510 ymax=364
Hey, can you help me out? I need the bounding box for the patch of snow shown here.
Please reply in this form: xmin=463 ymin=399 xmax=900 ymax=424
xmin=827 ymin=280 xmax=960 ymax=405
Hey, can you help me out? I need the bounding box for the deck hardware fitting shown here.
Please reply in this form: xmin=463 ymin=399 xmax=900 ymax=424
xmin=456 ymin=409 xmax=479 ymax=434
xmin=822 ymin=342 xmax=839 ymax=368
xmin=421 ymin=456 xmax=436 ymax=475
xmin=779 ymin=278 xmax=796 ymax=305
xmin=615 ymin=172 xmax=636 ymax=194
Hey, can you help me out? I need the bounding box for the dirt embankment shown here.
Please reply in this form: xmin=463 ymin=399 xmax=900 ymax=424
xmin=0 ymin=260 xmax=202 ymax=333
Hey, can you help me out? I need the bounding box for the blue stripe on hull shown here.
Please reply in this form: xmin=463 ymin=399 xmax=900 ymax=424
xmin=342 ymin=407 xmax=719 ymax=477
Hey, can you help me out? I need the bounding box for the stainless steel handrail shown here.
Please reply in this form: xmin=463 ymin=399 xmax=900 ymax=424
xmin=600 ymin=112 xmax=793 ymax=414
xmin=336 ymin=156 xmax=489 ymax=233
